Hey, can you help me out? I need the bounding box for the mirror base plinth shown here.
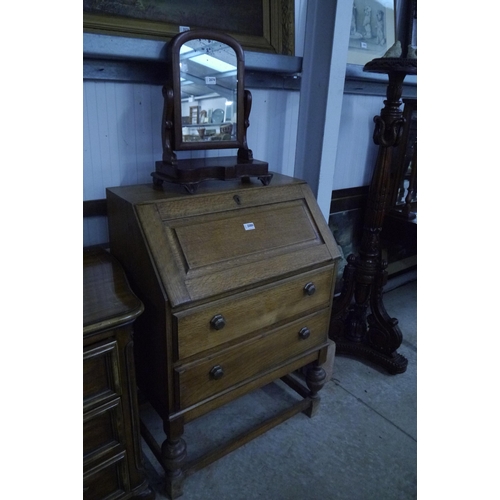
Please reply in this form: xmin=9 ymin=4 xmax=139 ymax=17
xmin=152 ymin=156 xmax=271 ymax=193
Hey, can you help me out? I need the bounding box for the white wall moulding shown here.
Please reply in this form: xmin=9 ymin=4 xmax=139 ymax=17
xmin=344 ymin=77 xmax=416 ymax=98
xmin=83 ymin=33 xmax=415 ymax=96
xmin=346 ymin=63 xmax=416 ymax=87
xmin=83 ymin=34 xmax=302 ymax=71
xmin=83 ymin=33 xmax=302 ymax=90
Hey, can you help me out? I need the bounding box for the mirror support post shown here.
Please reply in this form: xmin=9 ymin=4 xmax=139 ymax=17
xmin=161 ymin=87 xmax=177 ymax=165
xmin=237 ymin=90 xmax=253 ymax=161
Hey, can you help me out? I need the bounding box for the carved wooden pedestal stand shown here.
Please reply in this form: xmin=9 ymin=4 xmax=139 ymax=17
xmin=329 ymin=57 xmax=416 ymax=375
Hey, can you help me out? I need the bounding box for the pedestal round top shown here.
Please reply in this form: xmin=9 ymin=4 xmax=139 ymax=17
xmin=363 ymin=57 xmax=417 ymax=76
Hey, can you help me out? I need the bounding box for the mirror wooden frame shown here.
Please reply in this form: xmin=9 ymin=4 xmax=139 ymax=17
xmin=153 ymin=29 xmax=271 ymax=193
xmin=166 ymin=30 xmax=246 ymax=153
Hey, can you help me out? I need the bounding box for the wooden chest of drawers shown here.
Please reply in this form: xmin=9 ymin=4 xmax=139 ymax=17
xmin=83 ymin=249 xmax=154 ymax=500
xmin=106 ymin=174 xmax=341 ymax=498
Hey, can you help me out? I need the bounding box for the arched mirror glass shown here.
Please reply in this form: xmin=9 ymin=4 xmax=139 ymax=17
xmin=166 ymin=30 xmax=246 ymax=152
xmin=178 ymin=38 xmax=238 ymax=144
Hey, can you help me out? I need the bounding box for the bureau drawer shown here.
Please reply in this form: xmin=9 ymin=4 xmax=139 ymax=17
xmin=83 ymin=398 xmax=124 ymax=466
xmin=176 ymin=309 xmax=330 ymax=409
xmin=174 ymin=268 xmax=334 ymax=360
xmin=83 ymin=341 xmax=121 ymax=409
xmin=83 ymin=451 xmax=129 ymax=500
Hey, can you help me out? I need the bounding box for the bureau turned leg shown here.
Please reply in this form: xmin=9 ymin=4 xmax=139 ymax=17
xmin=305 ymin=363 xmax=327 ymax=417
xmin=161 ymin=420 xmax=187 ymax=499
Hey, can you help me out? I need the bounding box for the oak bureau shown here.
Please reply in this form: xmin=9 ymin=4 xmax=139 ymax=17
xmin=106 ymin=173 xmax=341 ymax=498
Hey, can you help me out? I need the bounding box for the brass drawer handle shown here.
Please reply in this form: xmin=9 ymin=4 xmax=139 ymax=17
xmin=299 ymin=327 xmax=311 ymax=340
xmin=210 ymin=365 xmax=224 ymax=380
xmin=304 ymin=282 xmax=316 ymax=296
xmin=210 ymin=314 xmax=226 ymax=330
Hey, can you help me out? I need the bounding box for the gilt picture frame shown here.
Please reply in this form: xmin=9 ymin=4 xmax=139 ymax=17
xmin=83 ymin=0 xmax=294 ymax=55
xmin=347 ymin=0 xmax=396 ymax=66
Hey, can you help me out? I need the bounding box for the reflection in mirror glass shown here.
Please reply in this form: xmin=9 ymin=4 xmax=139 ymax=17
xmin=179 ymin=39 xmax=238 ymax=144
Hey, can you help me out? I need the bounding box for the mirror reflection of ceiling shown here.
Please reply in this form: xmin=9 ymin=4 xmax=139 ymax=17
xmin=179 ymin=39 xmax=237 ymax=103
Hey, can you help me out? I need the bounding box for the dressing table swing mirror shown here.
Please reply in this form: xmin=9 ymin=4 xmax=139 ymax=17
xmin=152 ymin=29 xmax=272 ymax=193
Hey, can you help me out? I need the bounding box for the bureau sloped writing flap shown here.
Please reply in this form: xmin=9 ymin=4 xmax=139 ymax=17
xmin=133 ymin=179 xmax=340 ymax=307
xmin=166 ymin=198 xmax=332 ymax=304
xmin=173 ymin=201 xmax=316 ymax=270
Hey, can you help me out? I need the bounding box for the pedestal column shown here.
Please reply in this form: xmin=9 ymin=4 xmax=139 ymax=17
xmin=329 ymin=58 xmax=416 ymax=375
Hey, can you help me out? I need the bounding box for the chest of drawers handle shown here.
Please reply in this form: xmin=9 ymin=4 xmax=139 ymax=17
xmin=298 ymin=327 xmax=311 ymax=340
xmin=303 ymin=282 xmax=316 ymax=296
xmin=210 ymin=314 xmax=226 ymax=330
xmin=209 ymin=365 xmax=225 ymax=380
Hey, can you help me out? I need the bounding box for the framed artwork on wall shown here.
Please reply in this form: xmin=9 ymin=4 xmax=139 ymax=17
xmin=347 ymin=0 xmax=396 ymax=66
xmin=83 ymin=0 xmax=295 ymax=55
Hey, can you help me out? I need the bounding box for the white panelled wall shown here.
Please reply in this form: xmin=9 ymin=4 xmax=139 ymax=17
xmin=333 ymin=93 xmax=381 ymax=189
xmin=83 ymin=81 xmax=162 ymax=200
xmin=83 ymin=86 xmax=382 ymax=247
xmin=83 ymin=0 xmax=385 ymax=247
xmin=84 ymin=81 xmax=162 ymax=246
xmin=246 ymin=89 xmax=300 ymax=178
xmin=83 ymin=82 xmax=302 ymax=246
